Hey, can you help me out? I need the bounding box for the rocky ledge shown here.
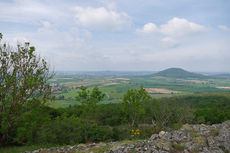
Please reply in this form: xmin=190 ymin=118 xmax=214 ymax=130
xmin=26 ymin=120 xmax=230 ymax=153
xmin=111 ymin=120 xmax=230 ymax=153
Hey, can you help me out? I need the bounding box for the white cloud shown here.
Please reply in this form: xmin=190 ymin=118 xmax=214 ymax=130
xmin=161 ymin=37 xmax=179 ymax=47
xmin=74 ymin=6 xmax=130 ymax=30
xmin=160 ymin=17 xmax=205 ymax=37
xmin=136 ymin=23 xmax=158 ymax=34
xmin=0 ymin=0 xmax=69 ymax=24
xmin=137 ymin=18 xmax=205 ymax=37
xmin=137 ymin=18 xmax=205 ymax=47
xmin=99 ymin=0 xmax=117 ymax=10
xmin=1 ymin=1 xmax=229 ymax=72
xmin=218 ymin=25 xmax=230 ymax=31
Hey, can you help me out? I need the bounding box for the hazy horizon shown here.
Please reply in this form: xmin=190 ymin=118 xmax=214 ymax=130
xmin=0 ymin=0 xmax=229 ymax=72
xmin=54 ymin=68 xmax=230 ymax=74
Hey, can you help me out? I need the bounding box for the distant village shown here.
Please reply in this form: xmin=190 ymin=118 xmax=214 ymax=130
xmin=50 ymin=83 xmax=62 ymax=92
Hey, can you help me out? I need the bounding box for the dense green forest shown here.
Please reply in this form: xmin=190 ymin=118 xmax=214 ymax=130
xmin=2 ymin=90 xmax=230 ymax=146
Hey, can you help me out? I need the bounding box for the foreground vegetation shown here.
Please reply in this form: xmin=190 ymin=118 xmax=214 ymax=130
xmin=1 ymin=91 xmax=230 ymax=147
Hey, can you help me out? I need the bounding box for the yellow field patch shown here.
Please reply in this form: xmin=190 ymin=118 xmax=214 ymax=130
xmin=144 ymin=88 xmax=181 ymax=94
xmin=102 ymin=82 xmax=120 ymax=86
xmin=216 ymin=86 xmax=230 ymax=89
xmin=115 ymin=78 xmax=130 ymax=81
xmin=61 ymin=78 xmax=73 ymax=80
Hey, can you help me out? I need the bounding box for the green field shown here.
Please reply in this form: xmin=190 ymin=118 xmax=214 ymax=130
xmin=48 ymin=74 xmax=230 ymax=108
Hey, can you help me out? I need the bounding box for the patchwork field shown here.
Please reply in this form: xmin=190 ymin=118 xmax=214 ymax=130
xmin=176 ymin=79 xmax=208 ymax=84
xmin=48 ymin=73 xmax=230 ymax=108
xmin=60 ymin=81 xmax=91 ymax=88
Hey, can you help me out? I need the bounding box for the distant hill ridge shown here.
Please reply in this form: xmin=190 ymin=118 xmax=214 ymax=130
xmin=154 ymin=68 xmax=208 ymax=79
xmin=212 ymin=73 xmax=230 ymax=79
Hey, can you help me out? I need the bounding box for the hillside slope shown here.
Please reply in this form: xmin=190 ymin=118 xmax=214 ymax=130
xmin=154 ymin=68 xmax=209 ymax=79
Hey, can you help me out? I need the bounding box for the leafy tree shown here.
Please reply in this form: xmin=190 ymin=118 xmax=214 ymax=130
xmin=76 ymin=86 xmax=105 ymax=116
xmin=0 ymin=33 xmax=53 ymax=145
xmin=121 ymin=87 xmax=151 ymax=127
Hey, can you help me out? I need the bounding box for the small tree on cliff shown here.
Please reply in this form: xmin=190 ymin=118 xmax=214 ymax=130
xmin=0 ymin=33 xmax=53 ymax=145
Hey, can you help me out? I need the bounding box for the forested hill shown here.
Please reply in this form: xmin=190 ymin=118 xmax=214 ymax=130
xmin=153 ymin=68 xmax=209 ymax=79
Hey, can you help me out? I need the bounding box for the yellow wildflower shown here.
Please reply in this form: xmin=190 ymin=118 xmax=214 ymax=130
xmin=131 ymin=135 xmax=134 ymax=137
xmin=197 ymin=137 xmax=201 ymax=143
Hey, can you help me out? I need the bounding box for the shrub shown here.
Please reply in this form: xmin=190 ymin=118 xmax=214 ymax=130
xmin=172 ymin=143 xmax=185 ymax=150
xmin=37 ymin=114 xmax=112 ymax=145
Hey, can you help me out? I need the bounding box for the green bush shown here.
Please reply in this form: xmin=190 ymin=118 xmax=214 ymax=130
xmin=172 ymin=143 xmax=185 ymax=150
xmin=13 ymin=106 xmax=51 ymax=144
xmin=37 ymin=114 xmax=113 ymax=145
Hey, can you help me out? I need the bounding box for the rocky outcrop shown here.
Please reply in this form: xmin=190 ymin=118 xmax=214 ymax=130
xmin=24 ymin=142 xmax=118 ymax=153
xmin=111 ymin=120 xmax=230 ymax=153
xmin=25 ymin=120 xmax=230 ymax=153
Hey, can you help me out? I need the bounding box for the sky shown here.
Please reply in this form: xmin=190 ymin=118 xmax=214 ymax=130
xmin=0 ymin=0 xmax=230 ymax=72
